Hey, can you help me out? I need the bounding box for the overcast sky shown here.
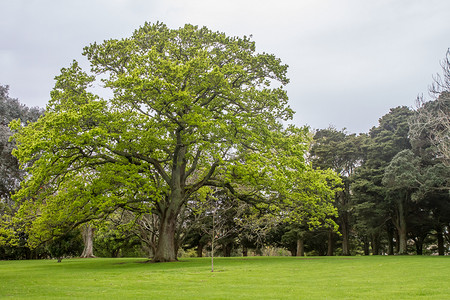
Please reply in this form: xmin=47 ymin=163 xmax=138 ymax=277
xmin=1 ymin=0 xmax=449 ymax=133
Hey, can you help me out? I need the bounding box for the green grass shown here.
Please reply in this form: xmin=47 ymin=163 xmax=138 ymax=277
xmin=1 ymin=256 xmax=449 ymax=299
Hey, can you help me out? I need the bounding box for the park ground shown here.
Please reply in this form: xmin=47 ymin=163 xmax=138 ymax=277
xmin=1 ymin=256 xmax=449 ymax=299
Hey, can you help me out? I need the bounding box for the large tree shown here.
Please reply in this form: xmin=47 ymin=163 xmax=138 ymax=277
xmin=10 ymin=23 xmax=325 ymax=262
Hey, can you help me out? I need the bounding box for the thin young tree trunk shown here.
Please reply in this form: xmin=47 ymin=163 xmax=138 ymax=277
xmin=211 ymin=237 xmax=215 ymax=272
xmin=211 ymin=207 xmax=216 ymax=272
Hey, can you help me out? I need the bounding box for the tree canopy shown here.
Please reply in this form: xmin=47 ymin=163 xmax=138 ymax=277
xmin=1 ymin=85 xmax=43 ymax=203
xmin=9 ymin=22 xmax=337 ymax=262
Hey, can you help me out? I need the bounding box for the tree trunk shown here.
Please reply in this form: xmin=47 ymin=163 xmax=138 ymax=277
xmin=414 ymin=238 xmax=423 ymax=255
xmin=112 ymin=248 xmax=120 ymax=258
xmin=242 ymin=246 xmax=248 ymax=257
xmin=197 ymin=243 xmax=203 ymax=257
xmin=223 ymin=243 xmax=232 ymax=257
xmin=436 ymin=226 xmax=445 ymax=256
xmin=153 ymin=207 xmax=178 ymax=262
xmin=340 ymin=210 xmax=351 ymax=256
xmin=395 ymin=231 xmax=400 ymax=254
xmin=80 ymin=224 xmax=95 ymax=258
xmin=296 ymin=239 xmax=304 ymax=256
xmin=371 ymin=233 xmax=380 ymax=255
xmin=362 ymin=237 xmax=370 ymax=255
xmin=386 ymin=224 xmax=394 ymax=255
xmin=395 ymin=198 xmax=408 ymax=255
xmin=327 ymin=231 xmax=334 ymax=256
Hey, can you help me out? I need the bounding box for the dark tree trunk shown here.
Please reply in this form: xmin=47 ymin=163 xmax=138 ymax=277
xmin=223 ymin=243 xmax=232 ymax=257
xmin=414 ymin=239 xmax=423 ymax=255
xmin=363 ymin=237 xmax=370 ymax=256
xmin=112 ymin=249 xmax=120 ymax=258
xmin=436 ymin=226 xmax=445 ymax=256
xmin=197 ymin=243 xmax=203 ymax=257
xmin=340 ymin=208 xmax=351 ymax=256
xmin=371 ymin=233 xmax=380 ymax=255
xmin=242 ymin=246 xmax=248 ymax=257
xmin=296 ymin=239 xmax=304 ymax=257
xmin=413 ymin=230 xmax=428 ymax=255
xmin=80 ymin=224 xmax=95 ymax=258
xmin=290 ymin=245 xmax=296 ymax=256
xmin=386 ymin=224 xmax=395 ymax=255
xmin=395 ymin=231 xmax=400 ymax=254
xmin=327 ymin=231 xmax=334 ymax=256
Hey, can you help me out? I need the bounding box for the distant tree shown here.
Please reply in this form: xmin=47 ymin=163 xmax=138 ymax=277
xmin=310 ymin=127 xmax=365 ymax=255
xmin=47 ymin=229 xmax=83 ymax=262
xmin=267 ymin=222 xmax=329 ymax=256
xmin=0 ymin=85 xmax=42 ymax=205
xmin=93 ymin=214 xmax=142 ymax=258
xmin=262 ymin=166 xmax=340 ymax=256
xmin=0 ymin=85 xmax=43 ymax=254
xmin=415 ymin=163 xmax=450 ymax=255
xmin=408 ymin=49 xmax=450 ymax=255
xmin=382 ymin=149 xmax=421 ymax=254
xmin=353 ymin=106 xmax=413 ymax=255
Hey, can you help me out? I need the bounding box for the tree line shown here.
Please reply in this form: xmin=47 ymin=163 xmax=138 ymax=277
xmin=0 ymin=23 xmax=448 ymax=261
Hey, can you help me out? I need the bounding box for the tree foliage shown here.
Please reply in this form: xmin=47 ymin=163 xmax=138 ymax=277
xmin=0 ymin=85 xmax=43 ymax=251
xmin=310 ymin=127 xmax=365 ymax=255
xmin=10 ymin=22 xmax=337 ymax=262
xmin=352 ymin=106 xmax=413 ymax=254
xmin=0 ymin=85 xmax=42 ymax=203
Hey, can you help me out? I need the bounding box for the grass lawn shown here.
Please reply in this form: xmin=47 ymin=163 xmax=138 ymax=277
xmin=0 ymin=256 xmax=449 ymax=299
